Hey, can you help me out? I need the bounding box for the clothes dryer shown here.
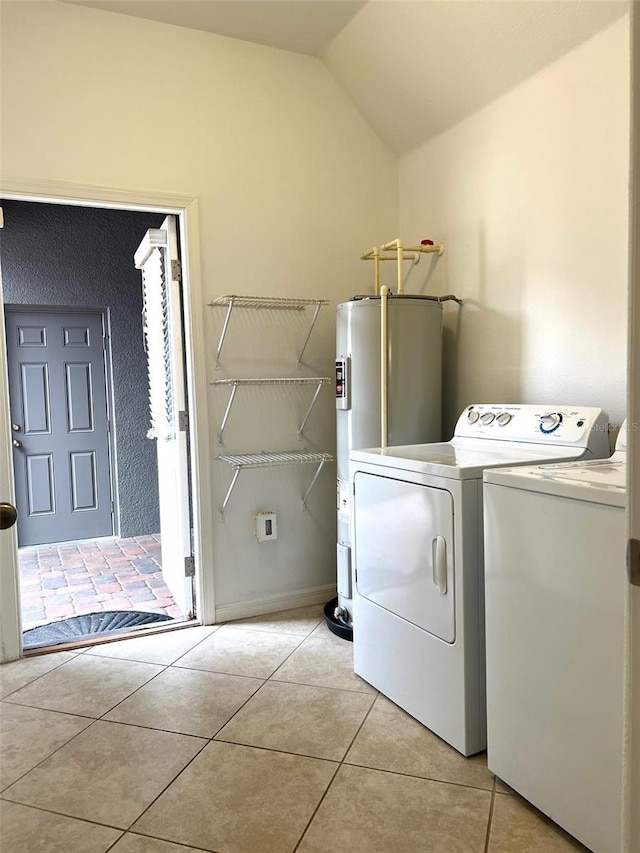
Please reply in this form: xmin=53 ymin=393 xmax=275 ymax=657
xmin=483 ymin=422 xmax=627 ymax=853
xmin=350 ymin=404 xmax=610 ymax=756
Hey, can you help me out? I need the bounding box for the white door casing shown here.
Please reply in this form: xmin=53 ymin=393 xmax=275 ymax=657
xmin=627 ymin=301 xmax=640 ymax=853
xmin=0 ymin=276 xmax=22 ymax=662
xmin=626 ymin=6 xmax=640 ymax=849
xmin=135 ymin=216 xmax=194 ymax=618
xmin=0 ymin=181 xmax=214 ymax=662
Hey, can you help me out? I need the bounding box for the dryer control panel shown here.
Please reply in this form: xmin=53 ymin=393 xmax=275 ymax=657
xmin=455 ymin=404 xmax=609 ymax=456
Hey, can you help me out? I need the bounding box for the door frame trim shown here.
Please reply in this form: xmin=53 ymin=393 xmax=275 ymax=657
xmin=4 ymin=304 xmax=118 ymax=544
xmin=0 ymin=178 xmax=215 ymax=661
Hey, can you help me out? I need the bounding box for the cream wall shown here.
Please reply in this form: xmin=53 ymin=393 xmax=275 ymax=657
xmin=0 ymin=1 xmax=398 ymax=614
xmin=399 ymin=16 xmax=630 ymax=438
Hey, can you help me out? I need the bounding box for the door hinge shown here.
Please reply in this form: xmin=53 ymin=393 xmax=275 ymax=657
xmin=628 ymin=538 xmax=640 ymax=586
xmin=184 ymin=555 xmax=195 ymax=577
xmin=178 ymin=410 xmax=189 ymax=431
xmin=171 ymin=259 xmax=182 ymax=282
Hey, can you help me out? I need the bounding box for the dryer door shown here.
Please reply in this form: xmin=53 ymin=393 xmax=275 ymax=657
xmin=353 ymin=472 xmax=455 ymax=643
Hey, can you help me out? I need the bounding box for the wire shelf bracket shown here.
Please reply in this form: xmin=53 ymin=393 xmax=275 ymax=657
xmin=216 ymin=451 xmax=333 ymax=513
xmin=208 ymin=295 xmax=328 ymax=369
xmin=212 ymin=377 xmax=331 ymax=445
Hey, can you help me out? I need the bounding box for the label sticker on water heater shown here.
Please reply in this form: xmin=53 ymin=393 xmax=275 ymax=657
xmin=336 ymin=358 xmax=350 ymax=410
xmin=337 ymin=478 xmax=351 ymax=519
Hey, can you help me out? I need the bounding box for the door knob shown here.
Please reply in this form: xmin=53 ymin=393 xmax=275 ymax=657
xmin=0 ymin=502 xmax=18 ymax=530
xmin=12 ymin=439 xmax=22 ymax=449
xmin=11 ymin=423 xmax=21 ymax=432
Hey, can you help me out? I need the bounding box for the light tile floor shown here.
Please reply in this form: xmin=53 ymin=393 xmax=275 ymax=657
xmin=18 ymin=535 xmax=183 ymax=632
xmin=0 ymin=605 xmax=591 ymax=853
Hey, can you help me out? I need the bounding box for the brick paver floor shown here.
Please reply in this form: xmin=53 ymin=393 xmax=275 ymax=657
xmin=18 ymin=534 xmax=185 ymax=632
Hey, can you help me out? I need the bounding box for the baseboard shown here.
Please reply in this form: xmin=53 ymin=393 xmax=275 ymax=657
xmin=214 ymin=584 xmax=336 ymax=624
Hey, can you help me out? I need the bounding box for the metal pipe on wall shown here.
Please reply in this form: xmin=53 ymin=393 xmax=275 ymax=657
xmin=380 ymin=285 xmax=389 ymax=450
xmin=381 ymin=238 xmax=404 ymax=295
xmin=361 ymin=246 xmax=422 ymax=296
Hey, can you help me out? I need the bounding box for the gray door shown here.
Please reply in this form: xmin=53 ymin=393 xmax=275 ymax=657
xmin=6 ymin=309 xmax=114 ymax=546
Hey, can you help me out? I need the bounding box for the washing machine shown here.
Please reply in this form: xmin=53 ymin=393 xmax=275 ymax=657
xmin=350 ymin=404 xmax=610 ymax=757
xmin=483 ymin=422 xmax=627 ymax=853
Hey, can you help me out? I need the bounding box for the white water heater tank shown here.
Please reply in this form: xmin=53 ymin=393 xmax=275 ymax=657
xmin=335 ymin=295 xmax=443 ymax=626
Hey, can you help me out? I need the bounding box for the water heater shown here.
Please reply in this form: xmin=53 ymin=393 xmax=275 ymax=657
xmin=333 ymin=294 xmax=443 ymax=635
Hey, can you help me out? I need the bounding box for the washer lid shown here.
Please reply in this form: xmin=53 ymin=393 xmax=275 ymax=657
xmin=350 ymin=438 xmax=591 ymax=480
xmin=483 ymin=451 xmax=626 ymax=507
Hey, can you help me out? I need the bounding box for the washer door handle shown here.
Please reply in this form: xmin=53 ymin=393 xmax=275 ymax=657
xmin=432 ymin=536 xmax=447 ymax=595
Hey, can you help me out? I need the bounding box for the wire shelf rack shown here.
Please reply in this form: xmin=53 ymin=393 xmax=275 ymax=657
xmin=212 ymin=377 xmax=331 ymax=386
xmin=208 ymin=295 xmax=328 ymax=311
xmin=216 ymin=451 xmax=333 ymax=512
xmin=218 ymin=451 xmax=332 ymax=468
xmin=208 ymin=295 xmax=329 ymax=368
xmin=212 ymin=377 xmax=332 ymax=444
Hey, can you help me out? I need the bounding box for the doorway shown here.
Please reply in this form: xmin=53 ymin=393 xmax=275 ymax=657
xmin=1 ymin=199 xmax=198 ymax=650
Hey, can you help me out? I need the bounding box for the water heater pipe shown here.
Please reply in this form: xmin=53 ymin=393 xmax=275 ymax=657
xmin=404 ymin=242 xmax=445 ymax=256
xmin=361 ymin=247 xmax=419 ymax=296
xmin=381 ymin=238 xmax=406 ymax=295
xmin=380 ymin=285 xmax=389 ymax=450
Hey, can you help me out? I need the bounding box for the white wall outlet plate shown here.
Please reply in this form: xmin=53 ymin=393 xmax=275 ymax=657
xmin=256 ymin=512 xmax=277 ymax=542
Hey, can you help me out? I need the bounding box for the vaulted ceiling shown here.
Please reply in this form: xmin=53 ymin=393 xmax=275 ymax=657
xmin=66 ymin=0 xmax=629 ymax=155
xmin=65 ymin=0 xmax=366 ymax=55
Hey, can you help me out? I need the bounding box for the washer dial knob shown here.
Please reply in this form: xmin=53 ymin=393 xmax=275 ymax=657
xmin=481 ymin=412 xmax=495 ymax=425
xmin=467 ymin=410 xmax=479 ymax=424
xmin=496 ymin=413 xmax=512 ymax=426
xmin=540 ymin=413 xmax=563 ymax=434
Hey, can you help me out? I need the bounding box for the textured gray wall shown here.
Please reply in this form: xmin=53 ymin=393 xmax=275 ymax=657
xmin=1 ymin=199 xmax=164 ymax=538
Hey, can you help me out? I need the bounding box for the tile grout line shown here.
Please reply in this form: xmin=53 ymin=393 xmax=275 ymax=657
xmin=74 ymin=635 xmax=218 ymax=839
xmin=82 ymin=623 xmax=222 ymax=670
xmin=267 ymin=674 xmax=375 ymax=697
xmin=92 ymin=620 xmax=258 ymax=722
xmin=1 ymin=697 xmax=102 ymax=723
xmin=79 ymin=619 xmax=219 ymax=659
xmin=291 ymin=760 xmax=342 ymax=853
xmin=484 ymin=776 xmax=497 ymax=853
xmin=103 ymin=673 xmax=268 ymax=740
xmin=292 ymin=678 xmax=379 ymax=853
xmin=103 ymin=830 xmax=128 ymax=853
xmin=206 ymin=678 xmax=268 ymax=740
xmin=0 ymin=716 xmax=103 ymax=797
xmin=0 ymin=651 xmax=85 ymax=701
xmin=339 ymin=757 xmax=496 ymax=794
xmin=103 ymin=829 xmax=212 ymax=853
xmin=5 ymin=652 xmax=171 ymax=722
xmin=0 ymin=797 xmax=129 ymax=838
xmin=96 ymin=659 xmax=181 ymax=719
xmin=115 ymin=730 xmax=210 ymax=837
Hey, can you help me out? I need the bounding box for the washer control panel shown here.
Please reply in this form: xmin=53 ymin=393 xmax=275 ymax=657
xmin=455 ymin=404 xmax=609 ymax=453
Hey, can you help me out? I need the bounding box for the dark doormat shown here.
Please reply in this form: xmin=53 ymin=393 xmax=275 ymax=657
xmin=23 ymin=610 xmax=173 ymax=650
